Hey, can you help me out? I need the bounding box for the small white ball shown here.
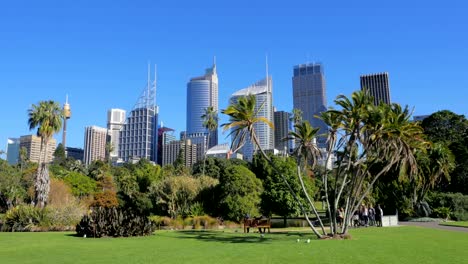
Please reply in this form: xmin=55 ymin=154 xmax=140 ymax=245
xmin=83 ymin=234 xmax=87 ymax=238
xmin=297 ymin=239 xmax=300 ymax=242
xmin=307 ymin=239 xmax=310 ymax=243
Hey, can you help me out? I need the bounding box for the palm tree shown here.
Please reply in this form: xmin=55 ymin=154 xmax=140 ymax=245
xmin=28 ymin=100 xmax=63 ymax=208
xmin=201 ymin=106 xmax=218 ymax=176
xmin=288 ymin=121 xmax=327 ymax=235
xmin=291 ymin=108 xmax=303 ymax=127
xmin=222 ymin=95 xmax=325 ymax=239
xmin=105 ymin=142 xmax=115 ymax=165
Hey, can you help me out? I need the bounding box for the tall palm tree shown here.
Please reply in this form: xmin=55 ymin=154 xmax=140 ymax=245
xmin=201 ymin=106 xmax=218 ymax=176
xmin=28 ymin=100 xmax=63 ymax=208
xmin=222 ymin=95 xmax=325 ymax=239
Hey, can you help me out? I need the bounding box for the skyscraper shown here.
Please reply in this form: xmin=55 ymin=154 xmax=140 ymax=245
xmin=119 ymin=65 xmax=159 ymax=163
xmin=83 ymin=126 xmax=108 ymax=165
xmin=230 ymin=77 xmax=274 ymax=161
xmin=274 ymin=110 xmax=290 ymax=153
xmin=186 ymin=63 xmax=218 ymax=149
xmin=292 ymin=63 xmax=328 ymax=148
xmin=107 ymin=109 xmax=126 ymax=161
xmin=19 ymin=135 xmax=56 ymax=164
xmin=6 ymin=138 xmax=20 ymax=165
xmin=360 ymin=72 xmax=391 ymax=105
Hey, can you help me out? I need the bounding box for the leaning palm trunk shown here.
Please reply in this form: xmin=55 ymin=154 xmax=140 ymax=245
xmin=251 ymin=133 xmax=324 ymax=239
xmin=296 ymin=162 xmax=327 ymax=235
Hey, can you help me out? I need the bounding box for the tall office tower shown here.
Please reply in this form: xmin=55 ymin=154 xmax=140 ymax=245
xmin=19 ymin=135 xmax=56 ymax=163
xmin=62 ymin=95 xmax=71 ymax=149
xmin=292 ymin=63 xmax=328 ymax=148
xmin=230 ymin=76 xmax=274 ymax=161
xmin=157 ymin=126 xmax=177 ymax=165
xmin=274 ymin=110 xmax=290 ymax=153
xmin=6 ymin=138 xmax=20 ymax=165
xmin=360 ymin=72 xmax=391 ymax=106
xmin=186 ymin=62 xmax=218 ymax=149
xmin=107 ymin=109 xmax=126 ymax=161
xmin=162 ymin=139 xmax=198 ymax=168
xmin=119 ymin=65 xmax=159 ymax=163
xmin=65 ymin=147 xmax=84 ymax=162
xmin=83 ymin=126 xmax=108 ymax=165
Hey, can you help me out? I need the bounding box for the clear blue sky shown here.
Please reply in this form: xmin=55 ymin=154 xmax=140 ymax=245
xmin=1 ymin=0 xmax=467 ymax=150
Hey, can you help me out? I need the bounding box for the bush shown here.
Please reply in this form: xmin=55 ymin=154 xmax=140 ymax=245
xmin=63 ymin=172 xmax=98 ymax=197
xmin=3 ymin=205 xmax=44 ymax=231
xmin=427 ymin=192 xmax=468 ymax=221
xmin=75 ymin=207 xmax=155 ymax=237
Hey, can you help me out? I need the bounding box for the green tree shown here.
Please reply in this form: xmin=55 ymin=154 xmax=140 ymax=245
xmin=251 ymin=155 xmax=311 ymax=220
xmin=218 ymin=165 xmax=262 ymax=221
xmin=421 ymin=110 xmax=468 ymax=193
xmin=53 ymin=143 xmax=66 ymax=165
xmin=28 ymin=100 xmax=64 ymax=208
xmin=63 ymin=171 xmax=98 ymax=197
xmin=0 ymin=160 xmax=27 ymax=211
xmin=201 ymin=106 xmax=218 ymax=176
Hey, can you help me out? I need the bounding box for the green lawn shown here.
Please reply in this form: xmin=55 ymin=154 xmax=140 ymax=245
xmin=1 ymin=226 xmax=467 ymax=264
xmin=439 ymin=221 xmax=468 ymax=228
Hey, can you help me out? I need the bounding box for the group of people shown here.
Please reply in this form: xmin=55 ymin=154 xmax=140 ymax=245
xmin=336 ymin=204 xmax=384 ymax=227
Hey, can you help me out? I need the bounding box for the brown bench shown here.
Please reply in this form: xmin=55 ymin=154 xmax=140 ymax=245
xmin=243 ymin=218 xmax=271 ymax=233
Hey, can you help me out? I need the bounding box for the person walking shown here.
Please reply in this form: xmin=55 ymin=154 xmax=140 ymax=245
xmin=363 ymin=205 xmax=369 ymax=227
xmin=368 ymin=205 xmax=376 ymax=226
xmin=376 ymin=205 xmax=383 ymax=227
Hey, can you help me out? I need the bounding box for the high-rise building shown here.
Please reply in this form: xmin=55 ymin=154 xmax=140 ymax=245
xmin=181 ymin=132 xmax=206 ymax=163
xmin=6 ymin=138 xmax=20 ymax=165
xmin=230 ymin=77 xmax=274 ymax=161
xmin=274 ymin=110 xmax=290 ymax=153
xmin=66 ymin=147 xmax=84 ymax=162
xmin=186 ymin=63 xmax=218 ymax=149
xmin=83 ymin=126 xmax=108 ymax=165
xmin=162 ymin=139 xmax=198 ymax=168
xmin=62 ymin=95 xmax=71 ymax=149
xmin=292 ymin=63 xmax=328 ymax=148
xmin=119 ymin=65 xmax=159 ymax=163
xmin=360 ymin=72 xmax=391 ymax=105
xmin=157 ymin=126 xmax=177 ymax=165
xmin=107 ymin=109 xmax=126 ymax=161
xmin=19 ymin=135 xmax=56 ymax=164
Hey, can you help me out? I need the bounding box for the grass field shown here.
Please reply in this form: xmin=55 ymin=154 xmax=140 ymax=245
xmin=1 ymin=226 xmax=467 ymax=264
xmin=439 ymin=221 xmax=468 ymax=228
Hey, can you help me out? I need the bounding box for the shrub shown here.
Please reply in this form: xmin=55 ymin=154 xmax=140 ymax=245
xmin=75 ymin=207 xmax=155 ymax=237
xmin=48 ymin=178 xmax=75 ymax=207
xmin=3 ymin=205 xmax=44 ymax=231
xmin=427 ymin=192 xmax=468 ymax=221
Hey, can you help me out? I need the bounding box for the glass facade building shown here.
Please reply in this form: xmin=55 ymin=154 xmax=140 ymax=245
xmin=186 ymin=64 xmax=218 ymax=150
xmin=292 ymin=63 xmax=328 ymax=148
xmin=360 ymin=72 xmax=391 ymax=106
xmin=230 ymin=77 xmax=274 ymax=161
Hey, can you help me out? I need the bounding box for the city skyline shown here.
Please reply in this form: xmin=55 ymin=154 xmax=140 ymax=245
xmin=1 ymin=1 xmax=468 ymax=152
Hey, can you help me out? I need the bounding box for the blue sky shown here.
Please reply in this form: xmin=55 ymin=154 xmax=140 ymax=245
xmin=1 ymin=0 xmax=467 ymax=150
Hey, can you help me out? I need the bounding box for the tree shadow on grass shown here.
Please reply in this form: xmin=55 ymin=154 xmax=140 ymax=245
xmin=167 ymin=230 xmax=310 ymax=244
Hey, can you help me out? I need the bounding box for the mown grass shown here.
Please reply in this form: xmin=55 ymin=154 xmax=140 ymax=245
xmin=0 ymin=226 xmax=466 ymax=264
xmin=439 ymin=221 xmax=468 ymax=228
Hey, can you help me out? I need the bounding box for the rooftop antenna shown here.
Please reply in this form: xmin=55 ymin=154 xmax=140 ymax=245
xmin=213 ymin=55 xmax=216 ymax=66
xmin=266 ymin=53 xmax=270 ymax=91
xmin=147 ymin=61 xmax=151 ymax=107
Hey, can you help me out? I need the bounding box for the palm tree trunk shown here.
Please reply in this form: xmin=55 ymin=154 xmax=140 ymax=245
xmin=35 ymin=137 xmax=50 ymax=209
xmin=202 ymin=133 xmax=210 ymax=176
xmin=296 ymin=162 xmax=327 ymax=235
